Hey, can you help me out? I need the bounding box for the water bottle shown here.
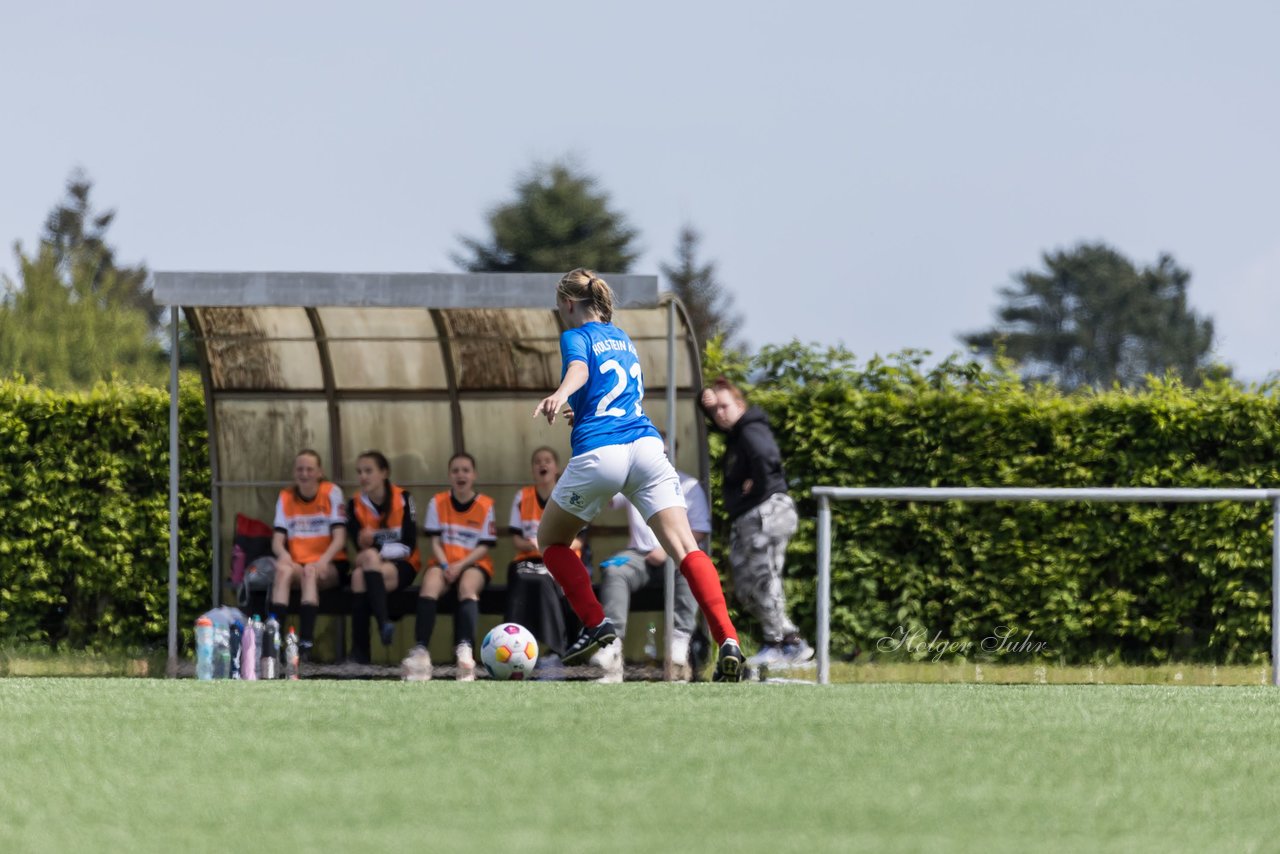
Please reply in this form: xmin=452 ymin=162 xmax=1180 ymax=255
xmin=261 ymin=615 xmax=279 ymax=680
xmin=229 ymin=622 xmax=243 ymax=679
xmin=252 ymin=615 xmax=265 ymax=658
xmin=644 ymin=621 xmax=658 ymax=665
xmin=285 ymin=627 xmax=300 ymax=680
xmin=195 ymin=616 xmax=214 ymax=680
xmin=241 ymin=618 xmax=258 ymax=681
xmin=213 ymin=622 xmax=231 ymax=679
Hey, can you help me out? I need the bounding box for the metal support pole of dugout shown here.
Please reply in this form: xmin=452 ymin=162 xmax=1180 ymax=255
xmin=167 ymin=306 xmax=180 ymax=678
xmin=812 ymin=487 xmax=1280 ymax=687
xmin=663 ymin=300 xmax=677 ymax=681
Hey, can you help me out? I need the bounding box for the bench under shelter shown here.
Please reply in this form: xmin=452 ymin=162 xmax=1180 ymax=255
xmin=154 ymin=271 xmax=709 ymax=675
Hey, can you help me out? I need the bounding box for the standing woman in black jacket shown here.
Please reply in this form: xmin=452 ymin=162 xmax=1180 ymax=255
xmin=700 ymin=377 xmax=813 ymax=667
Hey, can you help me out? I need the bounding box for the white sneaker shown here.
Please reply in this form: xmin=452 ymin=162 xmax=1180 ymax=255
xmin=746 ymin=644 xmax=787 ymax=668
xmin=671 ymin=633 xmax=692 ymax=683
xmin=401 ymin=645 xmax=432 ymax=682
xmin=671 ymin=633 xmax=691 ymax=664
xmin=455 ymin=643 xmax=476 ymax=682
xmin=781 ymin=637 xmax=815 ymax=666
xmin=594 ymin=642 xmax=623 ymax=684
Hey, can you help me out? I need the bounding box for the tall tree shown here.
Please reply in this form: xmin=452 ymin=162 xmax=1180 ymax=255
xmin=661 ymin=225 xmax=743 ymax=351
xmin=961 ymin=242 xmax=1219 ymax=389
xmin=454 ymin=160 xmax=640 ymax=273
xmin=0 ymin=172 xmax=163 ymax=388
xmin=42 ymin=170 xmax=157 ymax=328
xmin=0 ymin=242 xmax=164 ymax=388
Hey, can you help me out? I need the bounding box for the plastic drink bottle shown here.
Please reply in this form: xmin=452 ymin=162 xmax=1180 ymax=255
xmin=241 ymin=618 xmax=257 ymax=680
xmin=262 ymin=615 xmax=280 ymax=680
xmin=252 ymin=615 xmax=264 ymax=658
xmin=213 ymin=622 xmax=231 ymax=679
xmin=229 ymin=622 xmax=242 ymax=679
xmin=285 ymin=627 xmax=300 ymax=680
xmin=644 ymin=621 xmax=658 ymax=664
xmin=195 ymin=616 xmax=214 ymax=680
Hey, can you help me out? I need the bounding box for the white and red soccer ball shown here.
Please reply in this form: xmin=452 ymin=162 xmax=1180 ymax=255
xmin=480 ymin=622 xmax=539 ymax=680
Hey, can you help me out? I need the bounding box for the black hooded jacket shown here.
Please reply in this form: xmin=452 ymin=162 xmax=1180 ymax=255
xmin=710 ymin=406 xmax=789 ymax=521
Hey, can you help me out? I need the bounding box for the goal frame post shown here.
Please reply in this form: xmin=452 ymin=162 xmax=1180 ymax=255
xmin=812 ymin=486 xmax=1280 ymax=686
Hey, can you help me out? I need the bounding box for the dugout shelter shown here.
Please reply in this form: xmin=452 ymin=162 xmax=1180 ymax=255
xmin=152 ymin=271 xmax=708 ymax=676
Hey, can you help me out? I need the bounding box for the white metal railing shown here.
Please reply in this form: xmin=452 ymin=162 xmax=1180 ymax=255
xmin=812 ymin=487 xmax=1280 ymax=686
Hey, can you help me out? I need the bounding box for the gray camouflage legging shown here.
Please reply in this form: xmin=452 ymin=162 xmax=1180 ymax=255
xmin=729 ymin=493 xmax=799 ymax=644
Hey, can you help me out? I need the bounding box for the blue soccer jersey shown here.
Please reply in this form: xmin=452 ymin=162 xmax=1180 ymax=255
xmin=561 ymin=322 xmax=661 ymax=455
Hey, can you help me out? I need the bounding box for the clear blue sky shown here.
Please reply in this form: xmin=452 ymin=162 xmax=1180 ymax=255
xmin=3 ymin=1 xmax=1278 ymax=377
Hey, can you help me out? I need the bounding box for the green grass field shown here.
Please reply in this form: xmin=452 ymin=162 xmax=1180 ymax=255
xmin=1 ymin=679 xmax=1277 ymax=853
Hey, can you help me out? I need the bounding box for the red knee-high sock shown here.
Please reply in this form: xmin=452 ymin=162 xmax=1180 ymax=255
xmin=543 ymin=544 xmax=605 ymax=628
xmin=679 ymin=551 xmax=738 ymax=646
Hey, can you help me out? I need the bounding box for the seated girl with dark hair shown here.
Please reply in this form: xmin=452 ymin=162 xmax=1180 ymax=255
xmin=346 ymin=450 xmax=420 ymax=664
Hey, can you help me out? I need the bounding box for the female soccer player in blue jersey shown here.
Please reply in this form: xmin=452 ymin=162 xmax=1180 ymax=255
xmin=533 ymin=268 xmax=745 ymax=681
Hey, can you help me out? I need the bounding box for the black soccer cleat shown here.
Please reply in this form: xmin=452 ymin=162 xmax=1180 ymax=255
xmin=562 ymin=619 xmax=619 ymax=666
xmin=713 ymin=640 xmax=745 ymax=683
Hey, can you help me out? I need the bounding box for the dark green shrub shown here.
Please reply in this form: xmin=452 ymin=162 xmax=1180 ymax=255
xmin=0 ymin=376 xmax=209 ymax=650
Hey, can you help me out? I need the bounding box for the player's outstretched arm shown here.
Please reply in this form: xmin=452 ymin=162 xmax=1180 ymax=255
xmin=534 ymin=361 xmax=589 ymax=423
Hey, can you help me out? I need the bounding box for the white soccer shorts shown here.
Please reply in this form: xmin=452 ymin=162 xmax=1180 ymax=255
xmin=550 ymin=435 xmax=687 ymax=522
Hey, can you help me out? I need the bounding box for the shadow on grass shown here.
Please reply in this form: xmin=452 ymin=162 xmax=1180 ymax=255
xmin=0 ymin=644 xmax=164 ymax=678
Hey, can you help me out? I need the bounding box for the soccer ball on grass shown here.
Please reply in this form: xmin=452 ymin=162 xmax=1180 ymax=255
xmin=480 ymin=622 xmax=539 ymax=680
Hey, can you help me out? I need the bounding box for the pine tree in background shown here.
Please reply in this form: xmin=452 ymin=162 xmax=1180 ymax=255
xmin=42 ymin=170 xmax=158 ymax=329
xmin=961 ymin=242 xmax=1222 ymax=389
xmin=453 ymin=160 xmax=640 ymax=273
xmin=661 ymin=225 xmax=743 ymax=352
xmin=0 ymin=172 xmax=163 ymax=388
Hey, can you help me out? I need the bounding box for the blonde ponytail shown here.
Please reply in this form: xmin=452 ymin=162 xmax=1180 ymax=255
xmin=557 ymin=268 xmax=615 ymax=323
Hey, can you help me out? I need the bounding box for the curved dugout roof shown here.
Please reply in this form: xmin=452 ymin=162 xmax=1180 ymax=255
xmin=153 ymin=272 xmax=708 ymax=615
